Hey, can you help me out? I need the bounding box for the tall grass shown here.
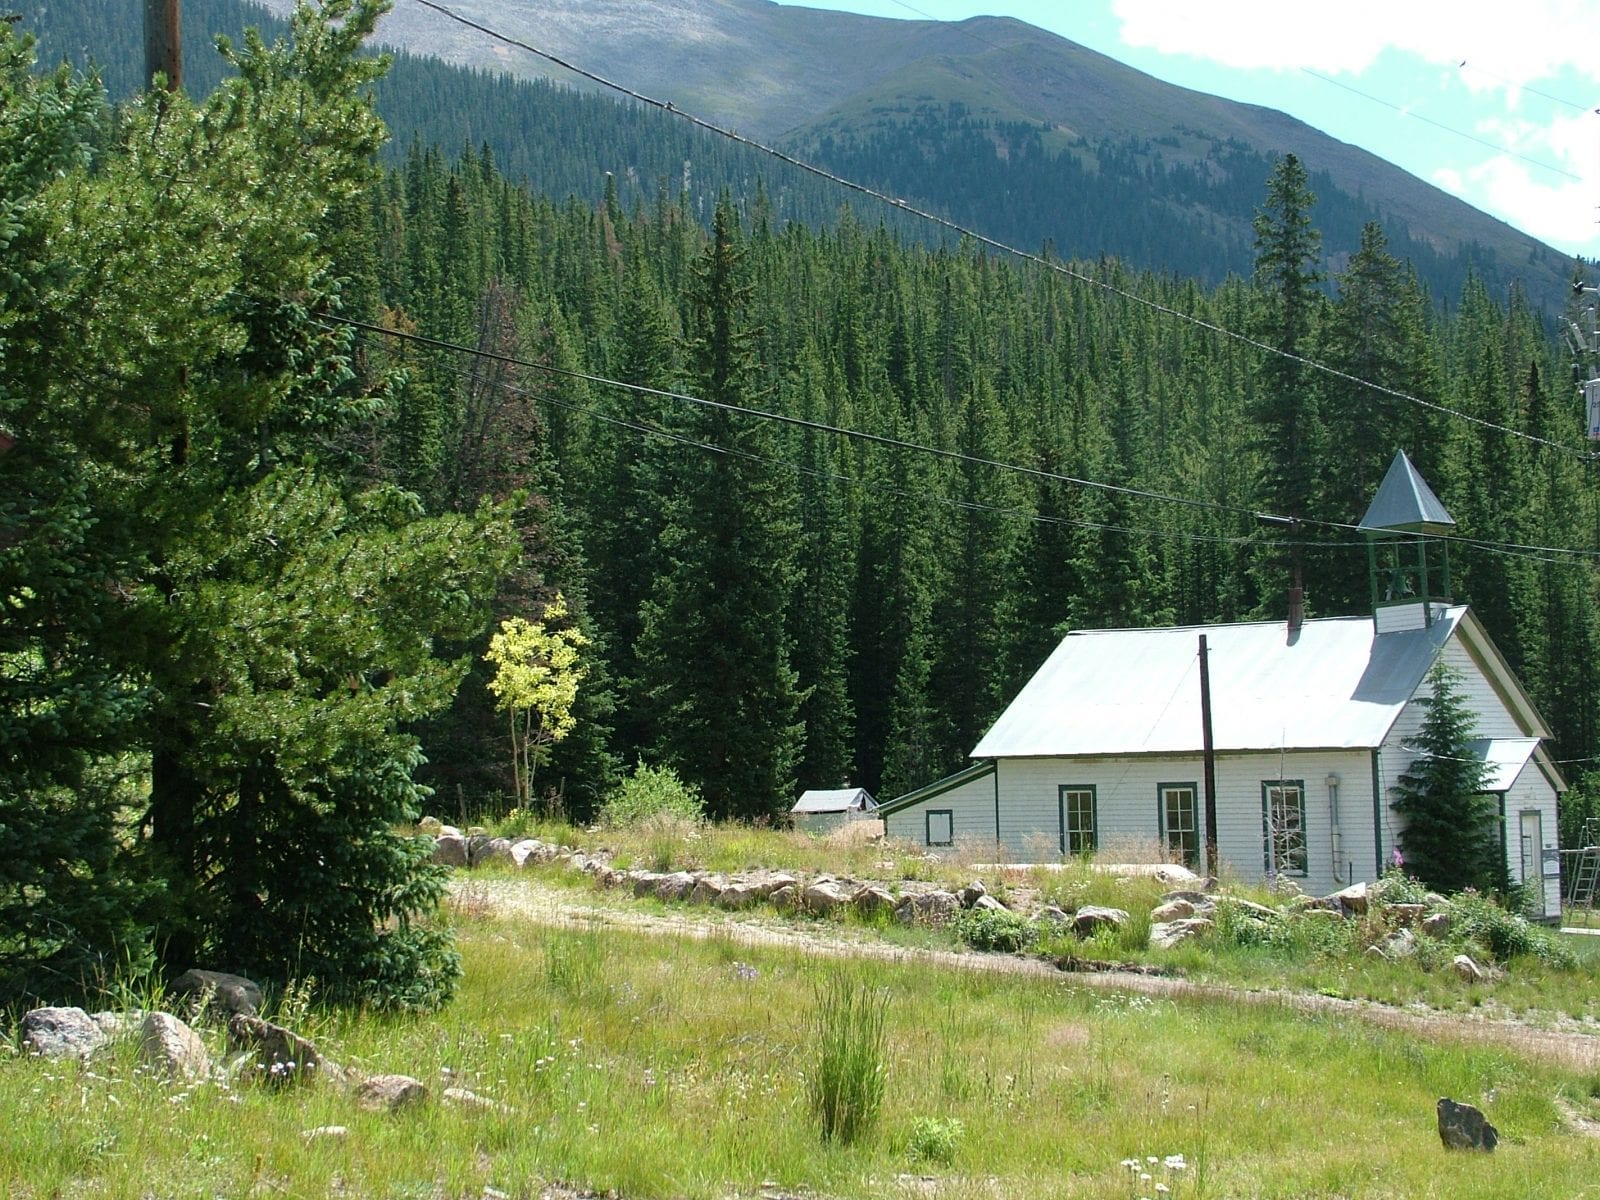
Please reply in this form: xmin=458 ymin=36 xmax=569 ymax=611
xmin=806 ymin=972 xmax=888 ymax=1145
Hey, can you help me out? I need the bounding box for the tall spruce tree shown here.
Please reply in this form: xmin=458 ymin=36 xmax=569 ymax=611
xmin=1250 ymin=154 xmax=1325 ymax=614
xmin=632 ymin=199 xmax=804 ymax=821
xmin=1392 ymin=664 xmax=1501 ymax=894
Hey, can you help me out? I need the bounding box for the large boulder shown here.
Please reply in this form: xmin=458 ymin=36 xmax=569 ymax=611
xmin=172 ymin=969 xmax=263 ymax=1018
xmin=1150 ymin=898 xmax=1196 ymax=923
xmin=1420 ymin=912 xmax=1451 ymax=939
xmin=688 ymin=876 xmax=727 ymax=906
xmin=1388 ymin=903 xmax=1426 ymax=928
xmin=470 ymin=837 xmax=515 ymax=868
xmin=1437 ymin=1098 xmax=1498 ymax=1151
xmin=1072 ymin=906 xmax=1130 ymax=937
xmin=356 ymin=1074 xmax=429 ymax=1113
xmin=894 ymin=890 xmax=960 ymax=927
xmin=417 ymin=816 xmax=444 ymax=835
xmin=509 ymin=839 xmax=552 ymax=868
xmin=802 ymin=880 xmax=852 ymax=916
xmin=1328 ymin=881 xmax=1369 ymax=914
xmin=431 ymin=835 xmax=469 ymax=868
xmin=957 ymin=881 xmax=988 ymax=908
xmin=1452 ymin=954 xmax=1489 ymax=983
xmin=653 ymin=872 xmax=698 ymax=902
xmin=972 ymin=894 xmax=1009 ymax=913
xmin=850 ymin=886 xmax=896 ymax=918
xmin=21 ymin=1007 xmax=106 ymax=1060
xmin=139 ymin=1012 xmax=211 ymax=1081
xmin=227 ymin=1014 xmax=327 ymax=1086
xmin=716 ymin=881 xmax=765 ymax=910
xmin=1149 ymin=918 xmax=1213 ymax=950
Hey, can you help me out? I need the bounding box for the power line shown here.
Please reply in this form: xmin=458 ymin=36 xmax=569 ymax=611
xmin=1302 ymin=67 xmax=1581 ymax=181
xmin=403 ymin=0 xmax=1592 ymax=463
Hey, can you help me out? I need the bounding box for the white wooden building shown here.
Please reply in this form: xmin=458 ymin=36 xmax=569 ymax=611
xmin=879 ymin=453 xmax=1564 ymax=915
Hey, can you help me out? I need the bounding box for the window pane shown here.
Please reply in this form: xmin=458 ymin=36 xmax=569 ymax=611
xmin=927 ymin=810 xmax=953 ymax=846
xmin=1062 ymin=788 xmax=1095 ymax=855
xmin=1265 ymin=783 xmax=1306 ymax=876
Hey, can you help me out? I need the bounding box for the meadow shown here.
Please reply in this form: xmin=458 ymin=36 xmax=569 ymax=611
xmin=7 ymin=872 xmax=1600 ymax=1199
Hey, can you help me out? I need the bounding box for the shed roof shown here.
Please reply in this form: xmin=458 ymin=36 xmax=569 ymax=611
xmin=972 ymin=607 xmax=1488 ymax=759
xmin=1464 ymin=738 xmax=1541 ymax=793
xmin=791 ymin=787 xmax=876 ymax=814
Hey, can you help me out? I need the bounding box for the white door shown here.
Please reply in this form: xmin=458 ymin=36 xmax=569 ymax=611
xmin=1520 ymin=810 xmax=1544 ymax=917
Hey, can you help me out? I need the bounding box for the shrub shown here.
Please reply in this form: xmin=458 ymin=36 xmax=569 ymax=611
xmin=807 ymin=973 xmax=888 ymax=1145
xmin=907 ymin=1116 xmax=963 ymax=1166
xmin=598 ymin=763 xmax=705 ymax=828
xmin=951 ymin=907 xmax=1038 ymax=953
xmin=1447 ymin=891 xmax=1575 ymax=968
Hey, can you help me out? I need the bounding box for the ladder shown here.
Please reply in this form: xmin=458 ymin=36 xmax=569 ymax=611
xmin=1566 ymin=819 xmax=1600 ymax=915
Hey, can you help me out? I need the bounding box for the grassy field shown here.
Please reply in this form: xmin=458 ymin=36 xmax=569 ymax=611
xmin=6 ymin=890 xmax=1600 ymax=1200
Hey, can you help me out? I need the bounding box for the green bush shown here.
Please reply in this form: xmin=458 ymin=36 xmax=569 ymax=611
xmin=906 ymin=1115 xmax=963 ymax=1166
xmin=951 ymin=907 xmax=1038 ymax=953
xmin=598 ymin=762 xmax=705 ymax=828
xmin=1447 ymin=891 xmax=1575 ymax=968
xmin=807 ymin=973 xmax=888 ymax=1145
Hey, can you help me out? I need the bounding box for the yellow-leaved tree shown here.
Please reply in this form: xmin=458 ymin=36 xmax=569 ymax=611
xmin=484 ymin=594 xmax=589 ymax=811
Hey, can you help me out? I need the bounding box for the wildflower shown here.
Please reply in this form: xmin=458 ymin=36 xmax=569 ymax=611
xmin=1163 ymin=1154 xmax=1187 ymax=1171
xmin=1121 ymin=1158 xmax=1141 ymax=1171
xmin=1156 ymin=1185 xmax=1170 ymax=1195
xmin=1392 ymin=847 xmax=1405 ymax=868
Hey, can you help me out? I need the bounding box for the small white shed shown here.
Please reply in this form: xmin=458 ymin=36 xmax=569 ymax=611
xmin=791 ymin=787 xmax=879 ymax=835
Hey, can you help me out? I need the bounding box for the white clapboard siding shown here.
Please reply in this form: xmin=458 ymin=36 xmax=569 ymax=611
xmin=882 ymin=768 xmax=997 ymax=851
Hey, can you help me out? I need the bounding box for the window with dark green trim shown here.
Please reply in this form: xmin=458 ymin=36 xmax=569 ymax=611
xmin=1059 ymin=785 xmax=1097 ymax=856
xmin=1262 ymin=780 xmax=1307 ymax=877
xmin=926 ymin=809 xmax=954 ymax=847
xmin=1159 ymin=783 xmax=1200 ymax=869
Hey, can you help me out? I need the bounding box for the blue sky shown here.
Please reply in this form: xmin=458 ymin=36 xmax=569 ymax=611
xmin=781 ymin=0 xmax=1600 ymax=263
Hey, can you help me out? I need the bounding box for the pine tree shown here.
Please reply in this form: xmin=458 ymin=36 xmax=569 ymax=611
xmin=632 ymin=200 xmax=804 ymax=821
xmin=1392 ymin=664 xmax=1501 ymax=894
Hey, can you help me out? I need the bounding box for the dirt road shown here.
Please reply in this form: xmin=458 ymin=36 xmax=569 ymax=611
xmin=457 ymin=875 xmax=1600 ymax=1072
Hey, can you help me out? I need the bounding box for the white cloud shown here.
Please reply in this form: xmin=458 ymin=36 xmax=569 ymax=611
xmin=1111 ymin=0 xmax=1600 ymax=91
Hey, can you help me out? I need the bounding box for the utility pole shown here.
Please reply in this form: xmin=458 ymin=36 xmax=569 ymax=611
xmin=144 ymin=0 xmax=182 ymax=92
xmin=1199 ymin=634 xmax=1219 ymax=877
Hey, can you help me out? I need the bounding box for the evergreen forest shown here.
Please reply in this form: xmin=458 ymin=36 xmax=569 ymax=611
xmin=7 ymin=0 xmax=1600 ymax=1007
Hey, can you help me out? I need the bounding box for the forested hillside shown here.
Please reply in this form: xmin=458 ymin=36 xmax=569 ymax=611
xmin=351 ymin=141 xmax=1600 ymax=825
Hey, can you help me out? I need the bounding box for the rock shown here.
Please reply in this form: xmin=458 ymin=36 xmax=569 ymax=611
xmin=139 ymin=1012 xmax=211 ymax=1081
xmin=716 ymin=881 xmax=764 ymax=910
xmin=688 ymin=877 xmax=726 ymax=905
xmin=653 ymin=872 xmax=697 ymax=902
xmin=768 ymin=884 xmax=801 ymax=911
xmin=629 ymin=871 xmax=664 ymax=898
xmin=1072 ymin=905 xmax=1129 ymax=937
xmin=1150 ymin=864 xmax=1202 ymax=887
xmin=471 ymin=837 xmax=515 ymax=868
xmin=1150 ymin=899 xmax=1196 ymax=922
xmin=21 ymin=1007 xmax=106 ymax=1060
xmin=1038 ymin=905 xmax=1071 ymax=924
xmin=1379 ymin=927 xmax=1417 ymax=958
xmin=1161 ymin=890 xmax=1213 ymax=908
xmin=1365 ymin=944 xmax=1391 ymax=962
xmin=972 ymin=894 xmax=1008 ymax=913
xmin=1452 ymin=954 xmax=1489 ymax=983
xmin=1328 ymin=881 xmax=1369 ymax=914
xmin=1149 ymin=918 xmax=1213 ymax=950
xmin=356 ymin=1073 xmax=429 ymax=1113
xmin=746 ymin=871 xmax=800 ymax=899
xmin=1423 ymin=892 xmax=1449 ymax=907
xmin=431 ymin=835 xmax=469 ymax=868
xmin=172 ymin=969 xmax=263 ymax=1018
xmin=417 ymin=816 xmax=444 ymax=835
xmin=1197 ymin=875 xmax=1221 ymax=892
xmin=302 ymin=1126 xmax=349 ymax=1140
xmin=509 ymin=839 xmax=546 ymax=868
xmin=1420 ymin=912 xmax=1451 ymax=938
xmin=957 ymin=881 xmax=987 ymax=907
xmin=850 ymin=886 xmax=895 ymax=917
xmin=227 ymin=1014 xmax=326 ymax=1086
xmin=1437 ymin=1098 xmax=1497 ymax=1151
xmin=567 ymin=853 xmax=589 ymax=873
xmin=894 ymin=890 xmax=960 ymax=927
xmin=443 ymin=1085 xmax=516 ymax=1114
xmin=1388 ymin=903 xmax=1426 ymax=928
xmin=802 ymin=880 xmax=852 ymax=915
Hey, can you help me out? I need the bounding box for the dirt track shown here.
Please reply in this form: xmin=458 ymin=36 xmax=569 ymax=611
xmin=456 ymin=876 xmax=1600 ymax=1072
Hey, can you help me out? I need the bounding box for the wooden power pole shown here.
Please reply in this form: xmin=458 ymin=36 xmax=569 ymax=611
xmin=144 ymin=0 xmax=182 ymax=92
xmin=1199 ymin=634 xmax=1219 ymax=877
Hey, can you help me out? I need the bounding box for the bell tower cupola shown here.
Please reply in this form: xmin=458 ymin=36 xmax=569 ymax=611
xmin=1361 ymin=450 xmax=1455 ymax=633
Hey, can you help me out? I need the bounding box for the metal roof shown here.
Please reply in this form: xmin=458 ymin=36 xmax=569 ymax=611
xmin=1464 ymin=738 xmax=1541 ymax=792
xmin=791 ymin=787 xmax=876 ymax=814
xmin=1360 ymin=450 xmax=1456 ymax=533
xmin=971 ymin=609 xmax=1466 ymax=759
